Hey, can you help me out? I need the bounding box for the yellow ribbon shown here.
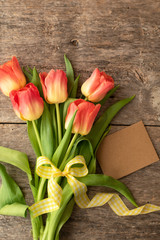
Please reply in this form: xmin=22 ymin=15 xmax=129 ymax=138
xmin=29 ymin=156 xmax=160 ymax=218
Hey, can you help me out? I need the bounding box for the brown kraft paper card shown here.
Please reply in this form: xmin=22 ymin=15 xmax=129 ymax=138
xmin=97 ymin=121 xmax=159 ymax=179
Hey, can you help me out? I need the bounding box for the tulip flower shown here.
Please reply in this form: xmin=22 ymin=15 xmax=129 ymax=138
xmin=0 ymin=56 xmax=26 ymax=96
xmin=39 ymin=69 xmax=68 ymax=104
xmin=65 ymin=99 xmax=101 ymax=135
xmin=81 ymin=68 xmax=114 ymax=102
xmin=10 ymin=83 xmax=44 ymax=121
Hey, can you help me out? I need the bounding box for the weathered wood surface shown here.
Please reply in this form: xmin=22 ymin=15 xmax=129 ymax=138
xmin=0 ymin=0 xmax=160 ymax=239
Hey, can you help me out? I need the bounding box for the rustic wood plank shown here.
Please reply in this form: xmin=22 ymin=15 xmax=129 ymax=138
xmin=0 ymin=0 xmax=160 ymax=125
xmin=0 ymin=0 xmax=160 ymax=239
xmin=0 ymin=124 xmax=160 ymax=239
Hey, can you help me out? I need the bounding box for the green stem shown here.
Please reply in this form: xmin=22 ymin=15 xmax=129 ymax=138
xmin=54 ymin=133 xmax=78 ymax=186
xmin=61 ymin=133 xmax=78 ymax=167
xmin=55 ymin=103 xmax=62 ymax=144
xmin=47 ymin=185 xmax=73 ymax=240
xmin=32 ymin=120 xmax=45 ymax=236
xmin=84 ymin=97 xmax=88 ymax=101
xmin=37 ymin=178 xmax=46 ymax=201
xmin=32 ymin=120 xmax=46 ymax=201
xmin=42 ymin=134 xmax=78 ymax=239
xmin=30 ymin=211 xmax=39 ymax=240
xmin=32 ymin=120 xmax=44 ymax=155
xmin=32 ymin=120 xmax=44 ymax=189
xmin=41 ymin=215 xmax=51 ymax=240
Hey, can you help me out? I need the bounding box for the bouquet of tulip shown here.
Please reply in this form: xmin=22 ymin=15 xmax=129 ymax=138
xmin=0 ymin=55 xmax=139 ymax=240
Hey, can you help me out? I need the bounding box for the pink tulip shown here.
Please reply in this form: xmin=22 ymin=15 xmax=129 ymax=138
xmin=40 ymin=69 xmax=68 ymax=104
xmin=10 ymin=83 xmax=44 ymax=121
xmin=65 ymin=99 xmax=101 ymax=135
xmin=81 ymin=68 xmax=114 ymax=102
xmin=0 ymin=56 xmax=26 ymax=96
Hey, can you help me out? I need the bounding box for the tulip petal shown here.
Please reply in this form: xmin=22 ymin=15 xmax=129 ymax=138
xmin=81 ymin=68 xmax=114 ymax=102
xmin=0 ymin=69 xmax=20 ymax=96
xmin=81 ymin=68 xmax=100 ymax=97
xmin=10 ymin=83 xmax=44 ymax=121
xmin=65 ymin=99 xmax=101 ymax=135
xmin=39 ymin=72 xmax=48 ymax=101
xmin=11 ymin=57 xmax=26 ymax=88
xmin=0 ymin=57 xmax=26 ymax=96
xmin=65 ymin=101 xmax=79 ymax=130
xmin=88 ymin=80 xmax=114 ymax=102
xmin=40 ymin=69 xmax=68 ymax=104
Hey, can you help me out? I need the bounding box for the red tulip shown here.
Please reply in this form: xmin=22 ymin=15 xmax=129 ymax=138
xmin=65 ymin=99 xmax=101 ymax=135
xmin=81 ymin=68 xmax=114 ymax=102
xmin=40 ymin=69 xmax=68 ymax=104
xmin=0 ymin=56 xmax=26 ymax=96
xmin=10 ymin=83 xmax=44 ymax=121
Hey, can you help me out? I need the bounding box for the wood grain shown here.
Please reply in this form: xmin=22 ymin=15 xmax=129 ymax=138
xmin=0 ymin=0 xmax=160 ymax=239
xmin=0 ymin=0 xmax=160 ymax=125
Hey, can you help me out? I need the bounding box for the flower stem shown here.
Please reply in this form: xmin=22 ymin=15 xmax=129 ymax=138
xmin=32 ymin=120 xmax=45 ymax=235
xmin=32 ymin=120 xmax=44 ymax=155
xmin=30 ymin=210 xmax=39 ymax=240
xmin=47 ymin=185 xmax=73 ymax=240
xmin=41 ymin=215 xmax=50 ymax=240
xmin=32 ymin=120 xmax=44 ymax=189
xmin=42 ymin=134 xmax=78 ymax=239
xmin=55 ymin=103 xmax=62 ymax=144
xmin=37 ymin=178 xmax=46 ymax=201
xmin=61 ymin=133 xmax=78 ymax=167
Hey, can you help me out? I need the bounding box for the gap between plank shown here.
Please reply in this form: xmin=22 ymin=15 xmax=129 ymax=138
xmin=0 ymin=122 xmax=160 ymax=127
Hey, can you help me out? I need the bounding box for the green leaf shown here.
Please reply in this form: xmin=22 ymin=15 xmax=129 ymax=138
xmin=23 ymin=67 xmax=43 ymax=97
xmin=27 ymin=121 xmax=41 ymax=157
xmin=0 ymin=163 xmax=28 ymax=217
xmin=0 ymin=146 xmax=31 ymax=175
xmin=52 ymin=111 xmax=77 ymax=167
xmin=32 ymin=67 xmax=43 ymax=97
xmin=79 ymin=174 xmax=138 ymax=207
xmin=87 ymin=96 xmax=135 ymax=150
xmin=40 ymin=102 xmax=54 ymax=159
xmin=70 ymin=75 xmax=80 ymax=98
xmin=22 ymin=67 xmax=32 ymax=81
xmin=60 ymin=136 xmax=95 ymax=175
xmin=72 ymin=137 xmax=94 ymax=165
xmin=27 ymin=66 xmax=33 ymax=75
xmin=95 ymin=127 xmax=111 ymax=154
xmin=0 ymin=146 xmax=36 ymax=200
xmin=98 ymin=85 xmax=119 ymax=105
xmin=64 ymin=54 xmax=74 ymax=95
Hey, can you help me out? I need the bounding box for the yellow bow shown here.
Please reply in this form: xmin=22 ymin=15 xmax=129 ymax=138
xmin=30 ymin=156 xmax=160 ymax=218
xmin=29 ymin=155 xmax=89 ymax=218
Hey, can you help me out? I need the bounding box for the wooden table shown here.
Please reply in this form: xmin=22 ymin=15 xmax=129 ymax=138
xmin=0 ymin=0 xmax=160 ymax=239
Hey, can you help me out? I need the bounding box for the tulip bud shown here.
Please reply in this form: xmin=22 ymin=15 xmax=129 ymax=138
xmin=81 ymin=68 xmax=114 ymax=102
xmin=65 ymin=99 xmax=101 ymax=135
xmin=10 ymin=83 xmax=44 ymax=121
xmin=0 ymin=56 xmax=26 ymax=96
xmin=39 ymin=69 xmax=68 ymax=104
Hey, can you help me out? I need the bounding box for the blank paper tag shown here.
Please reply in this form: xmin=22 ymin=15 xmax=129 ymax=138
xmin=97 ymin=121 xmax=159 ymax=179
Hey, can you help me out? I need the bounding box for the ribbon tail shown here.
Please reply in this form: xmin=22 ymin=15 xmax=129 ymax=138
xmin=29 ymin=198 xmax=59 ymax=218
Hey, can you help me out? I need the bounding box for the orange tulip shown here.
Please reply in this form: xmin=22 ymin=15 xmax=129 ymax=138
xmin=81 ymin=68 xmax=114 ymax=102
xmin=40 ymin=69 xmax=68 ymax=104
xmin=0 ymin=56 xmax=26 ymax=96
xmin=65 ymin=99 xmax=101 ymax=135
xmin=10 ymin=83 xmax=44 ymax=121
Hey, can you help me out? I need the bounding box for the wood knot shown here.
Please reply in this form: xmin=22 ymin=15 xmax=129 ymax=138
xmin=70 ymin=39 xmax=79 ymax=46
